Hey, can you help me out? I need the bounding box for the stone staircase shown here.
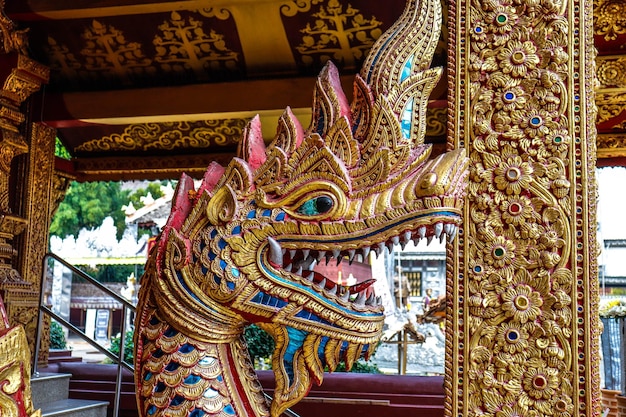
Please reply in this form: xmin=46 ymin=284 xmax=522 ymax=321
xmin=31 ymin=372 xmax=109 ymax=417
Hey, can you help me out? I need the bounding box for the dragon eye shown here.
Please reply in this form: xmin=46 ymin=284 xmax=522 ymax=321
xmin=297 ymin=196 xmax=334 ymax=216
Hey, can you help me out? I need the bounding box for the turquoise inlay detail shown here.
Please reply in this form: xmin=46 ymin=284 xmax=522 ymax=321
xmin=298 ymin=199 xmax=317 ymax=215
xmin=210 ymin=229 xmax=218 ymax=238
xmin=165 ymin=362 xmax=180 ymax=371
xmin=247 ymin=210 xmax=256 ymax=219
xmin=401 ymin=98 xmax=414 ymax=139
xmin=276 ymin=212 xmax=285 ymax=221
xmin=147 ymin=405 xmax=157 ymax=415
xmin=218 ymin=239 xmax=227 ymax=249
xmin=164 ymin=327 xmax=178 ymax=337
xmin=144 ymin=372 xmax=153 ymax=381
xmin=227 ymin=282 xmax=235 ymax=290
xmin=224 ymin=404 xmax=235 ymax=415
xmin=155 ymin=382 xmax=166 ymax=393
xmin=231 ymin=267 xmax=240 ymax=278
xmin=263 ymin=209 xmax=272 ymax=217
xmin=220 ymin=260 xmax=227 ymax=269
xmin=190 ymin=409 xmax=206 ymax=417
xmin=179 ymin=344 xmax=194 ymax=354
xmin=199 ymin=356 xmax=216 ymax=366
xmin=232 ymin=226 xmax=241 ymax=235
xmin=401 ymin=55 xmax=414 ymax=81
xmin=284 ymin=327 xmax=309 ymax=385
xmin=171 ymin=395 xmax=184 ymax=406
xmin=184 ymin=374 xmax=201 ymax=384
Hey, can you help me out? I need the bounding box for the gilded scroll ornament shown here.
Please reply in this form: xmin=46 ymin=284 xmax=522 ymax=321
xmin=597 ymin=56 xmax=626 ymax=89
xmin=593 ymin=0 xmax=626 ymax=41
xmin=75 ymin=119 xmax=248 ymax=153
xmin=134 ymin=0 xmax=468 ymax=416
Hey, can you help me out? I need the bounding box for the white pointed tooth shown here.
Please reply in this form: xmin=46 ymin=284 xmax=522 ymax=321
xmin=289 ymin=249 xmax=297 ymax=258
xmin=325 ymin=254 xmax=332 ymax=265
xmin=377 ymin=242 xmax=385 ymax=253
xmin=302 ymin=249 xmax=310 ymax=259
xmin=306 ymin=273 xmax=315 ymax=282
xmin=439 ymin=233 xmax=446 ymax=243
xmin=336 ymin=256 xmax=343 ymax=266
xmin=418 ymin=226 xmax=426 ymax=239
xmin=391 ymin=236 xmax=399 ymax=245
xmin=317 ymin=251 xmax=326 ymax=261
xmin=362 ymin=247 xmax=370 ymax=259
xmin=340 ymin=290 xmax=350 ymax=301
xmin=435 ymin=223 xmax=443 ymax=238
xmin=285 ymin=263 xmax=293 ymax=272
xmin=355 ymin=253 xmax=363 ymax=263
xmin=400 ymin=241 xmax=407 ymax=250
xmin=412 ymin=237 xmax=421 ymax=246
xmin=348 ymin=249 xmax=355 ymax=262
xmin=444 ymin=224 xmax=453 ymax=235
xmin=296 ymin=266 xmax=303 ymax=275
xmin=449 ymin=225 xmax=458 ymax=242
xmin=427 ymin=235 xmax=434 ymax=245
xmin=318 ymin=278 xmax=326 ymax=289
xmin=332 ymin=249 xmax=341 ymax=259
xmin=309 ymin=259 xmax=318 ymax=269
xmin=267 ymin=237 xmax=283 ymax=267
xmin=386 ymin=242 xmax=394 ymax=253
xmin=365 ymin=293 xmax=376 ymax=305
xmin=327 ymin=285 xmax=337 ymax=296
xmin=354 ymin=292 xmax=367 ymax=305
xmin=403 ymin=231 xmax=412 ymax=243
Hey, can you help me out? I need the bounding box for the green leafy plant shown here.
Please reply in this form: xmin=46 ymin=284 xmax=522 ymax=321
xmin=109 ymin=330 xmax=134 ymax=364
xmin=49 ymin=320 xmax=67 ymax=349
xmin=244 ymin=324 xmax=275 ymax=366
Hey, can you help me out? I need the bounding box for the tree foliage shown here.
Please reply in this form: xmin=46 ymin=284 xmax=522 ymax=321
xmin=50 ymin=181 xmax=130 ymax=240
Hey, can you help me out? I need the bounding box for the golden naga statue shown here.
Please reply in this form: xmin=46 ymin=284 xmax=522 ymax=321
xmin=133 ymin=0 xmax=468 ymax=415
xmin=0 ymin=297 xmax=41 ymax=417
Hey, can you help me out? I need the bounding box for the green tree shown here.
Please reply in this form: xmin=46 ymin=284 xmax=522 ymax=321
xmin=128 ymin=182 xmax=166 ymax=209
xmin=50 ymin=181 xmax=130 ymax=240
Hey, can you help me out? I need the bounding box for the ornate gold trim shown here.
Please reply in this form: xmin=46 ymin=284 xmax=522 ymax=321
xmin=449 ymin=0 xmax=600 ymax=415
xmin=75 ymin=119 xmax=247 ymax=153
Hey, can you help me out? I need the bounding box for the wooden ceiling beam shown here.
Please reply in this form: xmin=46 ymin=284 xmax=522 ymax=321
xmin=35 ymin=75 xmax=355 ymax=128
xmin=6 ymin=1 xmax=243 ymax=20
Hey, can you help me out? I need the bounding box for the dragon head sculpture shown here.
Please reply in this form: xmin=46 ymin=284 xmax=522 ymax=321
xmin=134 ymin=0 xmax=468 ymax=416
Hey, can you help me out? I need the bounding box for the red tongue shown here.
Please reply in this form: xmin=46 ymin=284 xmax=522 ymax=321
xmin=349 ymin=279 xmax=376 ymax=294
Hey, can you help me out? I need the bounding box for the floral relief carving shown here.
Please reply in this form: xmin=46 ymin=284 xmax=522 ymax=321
xmin=463 ymin=0 xmax=580 ymax=413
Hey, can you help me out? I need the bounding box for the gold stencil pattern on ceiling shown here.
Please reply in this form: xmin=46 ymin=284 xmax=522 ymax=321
xmin=82 ymin=20 xmax=151 ymax=85
xmin=461 ymin=0 xmax=584 ymax=413
xmin=295 ymin=0 xmax=383 ymax=68
xmin=76 ymin=119 xmax=248 ymax=153
xmin=593 ymin=0 xmax=626 ymax=40
xmin=45 ymin=12 xmax=238 ymax=84
xmin=155 ymin=11 xmax=238 ymax=79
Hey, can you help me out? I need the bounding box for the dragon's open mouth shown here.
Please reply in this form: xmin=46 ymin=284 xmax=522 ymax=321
xmin=264 ymin=220 xmax=459 ymax=307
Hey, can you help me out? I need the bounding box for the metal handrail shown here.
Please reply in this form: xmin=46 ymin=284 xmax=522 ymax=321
xmin=34 ymin=252 xmax=135 ymax=417
xmin=34 ymin=252 xmax=300 ymax=417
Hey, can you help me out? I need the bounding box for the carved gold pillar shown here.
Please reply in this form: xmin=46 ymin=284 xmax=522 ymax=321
xmin=448 ymin=0 xmax=600 ymax=417
xmin=0 ymin=4 xmax=50 ymax=356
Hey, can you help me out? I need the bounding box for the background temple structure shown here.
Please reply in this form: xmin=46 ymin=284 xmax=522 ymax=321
xmin=0 ymin=0 xmax=621 ymax=416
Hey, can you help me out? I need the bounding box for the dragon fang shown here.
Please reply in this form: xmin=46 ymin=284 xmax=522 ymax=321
xmin=133 ymin=0 xmax=469 ymax=416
